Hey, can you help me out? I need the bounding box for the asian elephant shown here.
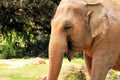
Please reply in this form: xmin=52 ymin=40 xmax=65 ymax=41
xmin=47 ymin=0 xmax=120 ymax=80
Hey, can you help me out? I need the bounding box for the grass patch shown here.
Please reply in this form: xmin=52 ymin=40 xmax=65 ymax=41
xmin=0 ymin=58 xmax=48 ymax=80
xmin=0 ymin=58 xmax=83 ymax=80
xmin=0 ymin=64 xmax=48 ymax=80
xmin=0 ymin=58 xmax=118 ymax=80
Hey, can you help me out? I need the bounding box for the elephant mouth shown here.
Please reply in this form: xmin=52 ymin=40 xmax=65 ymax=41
xmin=68 ymin=39 xmax=73 ymax=52
xmin=66 ymin=38 xmax=76 ymax=61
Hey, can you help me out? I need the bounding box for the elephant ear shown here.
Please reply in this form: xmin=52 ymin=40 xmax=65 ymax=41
xmin=86 ymin=3 xmax=110 ymax=38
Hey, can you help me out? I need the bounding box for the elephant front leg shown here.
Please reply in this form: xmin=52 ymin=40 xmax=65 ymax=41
xmin=91 ymin=51 xmax=118 ymax=80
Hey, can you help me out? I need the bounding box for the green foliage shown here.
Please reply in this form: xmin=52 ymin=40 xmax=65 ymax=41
xmin=0 ymin=0 xmax=58 ymax=58
xmin=0 ymin=29 xmax=25 ymax=58
xmin=74 ymin=52 xmax=83 ymax=58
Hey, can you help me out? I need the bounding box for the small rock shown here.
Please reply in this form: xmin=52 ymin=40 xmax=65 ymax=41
xmin=26 ymin=57 xmax=46 ymax=66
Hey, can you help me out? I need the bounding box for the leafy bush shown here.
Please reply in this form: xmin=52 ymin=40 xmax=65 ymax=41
xmin=0 ymin=0 xmax=58 ymax=58
xmin=0 ymin=29 xmax=25 ymax=58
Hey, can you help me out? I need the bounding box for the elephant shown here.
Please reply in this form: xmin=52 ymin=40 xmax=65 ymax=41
xmin=47 ymin=0 xmax=120 ymax=80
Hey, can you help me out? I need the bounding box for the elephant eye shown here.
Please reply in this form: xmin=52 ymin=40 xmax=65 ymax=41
xmin=64 ymin=25 xmax=71 ymax=31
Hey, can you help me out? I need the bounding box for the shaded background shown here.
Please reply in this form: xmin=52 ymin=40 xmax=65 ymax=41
xmin=0 ymin=0 xmax=82 ymax=59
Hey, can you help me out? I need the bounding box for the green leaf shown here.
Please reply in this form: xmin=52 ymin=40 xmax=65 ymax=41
xmin=10 ymin=18 xmax=13 ymax=23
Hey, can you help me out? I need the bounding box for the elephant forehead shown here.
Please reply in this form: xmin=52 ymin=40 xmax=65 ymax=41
xmin=52 ymin=3 xmax=87 ymax=27
xmin=51 ymin=0 xmax=89 ymax=30
xmin=51 ymin=9 xmax=75 ymax=28
xmin=57 ymin=0 xmax=87 ymax=15
xmin=51 ymin=13 xmax=84 ymax=30
xmin=60 ymin=0 xmax=86 ymax=6
xmin=58 ymin=0 xmax=86 ymax=13
xmin=51 ymin=17 xmax=72 ymax=29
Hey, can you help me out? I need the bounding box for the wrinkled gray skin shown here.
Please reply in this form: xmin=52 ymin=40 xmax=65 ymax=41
xmin=47 ymin=0 xmax=120 ymax=80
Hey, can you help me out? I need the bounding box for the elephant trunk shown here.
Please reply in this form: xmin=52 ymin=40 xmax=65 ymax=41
xmin=47 ymin=34 xmax=67 ymax=80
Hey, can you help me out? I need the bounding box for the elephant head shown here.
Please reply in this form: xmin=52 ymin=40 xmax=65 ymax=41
xmin=47 ymin=0 xmax=109 ymax=80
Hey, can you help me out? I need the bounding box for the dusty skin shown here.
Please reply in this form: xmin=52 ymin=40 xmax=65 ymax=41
xmin=47 ymin=0 xmax=120 ymax=80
